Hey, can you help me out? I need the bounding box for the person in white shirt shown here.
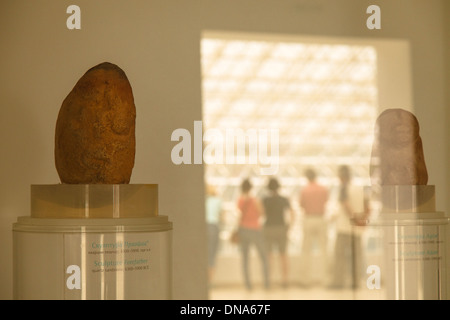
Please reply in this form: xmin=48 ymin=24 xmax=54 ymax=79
xmin=329 ymin=165 xmax=369 ymax=289
xmin=205 ymin=184 xmax=223 ymax=284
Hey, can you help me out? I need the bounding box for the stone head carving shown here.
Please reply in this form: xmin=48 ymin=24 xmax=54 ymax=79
xmin=370 ymin=108 xmax=428 ymax=186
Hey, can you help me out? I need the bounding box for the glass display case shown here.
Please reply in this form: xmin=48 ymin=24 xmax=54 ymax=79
xmin=13 ymin=184 xmax=172 ymax=300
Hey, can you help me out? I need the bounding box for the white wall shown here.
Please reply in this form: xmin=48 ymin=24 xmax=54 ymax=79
xmin=443 ymin=1 xmax=450 ymax=299
xmin=0 ymin=0 xmax=448 ymax=300
xmin=445 ymin=0 xmax=450 ymax=230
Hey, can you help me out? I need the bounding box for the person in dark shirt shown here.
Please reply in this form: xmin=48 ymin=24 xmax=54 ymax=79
xmin=262 ymin=177 xmax=294 ymax=288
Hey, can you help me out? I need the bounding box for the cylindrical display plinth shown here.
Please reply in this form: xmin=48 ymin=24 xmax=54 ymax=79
xmin=363 ymin=185 xmax=448 ymax=300
xmin=13 ymin=184 xmax=172 ymax=300
xmin=374 ymin=212 xmax=447 ymax=300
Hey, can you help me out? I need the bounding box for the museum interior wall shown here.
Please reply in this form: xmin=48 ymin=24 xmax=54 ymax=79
xmin=0 ymin=0 xmax=448 ymax=299
xmin=445 ymin=0 xmax=450 ymax=222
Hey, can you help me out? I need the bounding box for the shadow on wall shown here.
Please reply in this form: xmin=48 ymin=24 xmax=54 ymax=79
xmin=0 ymin=96 xmax=47 ymax=299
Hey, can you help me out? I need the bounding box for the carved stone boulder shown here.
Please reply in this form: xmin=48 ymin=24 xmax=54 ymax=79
xmin=55 ymin=62 xmax=136 ymax=184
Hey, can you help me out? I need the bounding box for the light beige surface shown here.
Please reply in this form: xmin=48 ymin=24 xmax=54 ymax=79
xmin=209 ymin=285 xmax=365 ymax=300
xmin=30 ymin=184 xmax=158 ymax=218
xmin=0 ymin=1 xmax=449 ymax=300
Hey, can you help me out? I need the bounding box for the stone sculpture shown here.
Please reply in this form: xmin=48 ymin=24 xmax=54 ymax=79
xmin=55 ymin=62 xmax=136 ymax=184
xmin=370 ymin=108 xmax=428 ymax=186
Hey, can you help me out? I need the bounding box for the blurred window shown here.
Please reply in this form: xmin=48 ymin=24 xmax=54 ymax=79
xmin=201 ymin=34 xmax=378 ymax=254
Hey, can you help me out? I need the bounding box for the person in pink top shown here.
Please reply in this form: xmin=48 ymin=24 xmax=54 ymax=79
xmin=299 ymin=168 xmax=329 ymax=287
xmin=236 ymin=178 xmax=270 ymax=290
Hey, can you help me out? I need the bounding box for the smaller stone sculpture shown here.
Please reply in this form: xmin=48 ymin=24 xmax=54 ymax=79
xmin=370 ymin=108 xmax=428 ymax=186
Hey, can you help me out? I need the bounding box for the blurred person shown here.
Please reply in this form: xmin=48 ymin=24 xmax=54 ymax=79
xmin=298 ymin=168 xmax=329 ymax=287
xmin=236 ymin=178 xmax=270 ymax=290
xmin=262 ymin=177 xmax=294 ymax=288
xmin=205 ymin=184 xmax=223 ymax=285
xmin=329 ymin=165 xmax=369 ymax=289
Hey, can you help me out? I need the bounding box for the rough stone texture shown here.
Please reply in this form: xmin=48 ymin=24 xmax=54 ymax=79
xmin=55 ymin=62 xmax=136 ymax=184
xmin=370 ymin=108 xmax=428 ymax=186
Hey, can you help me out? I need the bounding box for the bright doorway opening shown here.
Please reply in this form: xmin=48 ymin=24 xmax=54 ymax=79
xmin=201 ymin=31 xmax=412 ymax=299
